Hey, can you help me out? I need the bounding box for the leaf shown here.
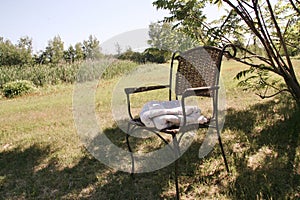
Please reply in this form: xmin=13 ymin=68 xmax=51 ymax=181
xmin=213 ymin=0 xmax=223 ymax=8
xmin=235 ymin=68 xmax=254 ymax=80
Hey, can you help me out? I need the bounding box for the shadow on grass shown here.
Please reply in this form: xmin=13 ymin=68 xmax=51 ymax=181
xmin=0 ymin=144 xmax=104 ymax=199
xmin=225 ymin=96 xmax=300 ymax=199
xmin=0 ymin=130 xmax=174 ymax=199
xmin=1 ymin=96 xmax=299 ymax=199
xmin=87 ymin=123 xmax=181 ymax=199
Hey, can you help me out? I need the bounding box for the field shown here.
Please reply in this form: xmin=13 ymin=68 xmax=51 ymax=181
xmin=0 ymin=59 xmax=300 ymax=199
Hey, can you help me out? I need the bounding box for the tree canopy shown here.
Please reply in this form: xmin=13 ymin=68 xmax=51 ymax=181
xmin=153 ymin=0 xmax=300 ymax=104
xmin=148 ymin=22 xmax=198 ymax=51
xmin=0 ymin=36 xmax=33 ymax=66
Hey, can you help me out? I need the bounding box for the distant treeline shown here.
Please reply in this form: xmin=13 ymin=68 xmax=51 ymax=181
xmin=0 ymin=22 xmax=201 ymax=67
xmin=0 ymin=35 xmax=102 ymax=66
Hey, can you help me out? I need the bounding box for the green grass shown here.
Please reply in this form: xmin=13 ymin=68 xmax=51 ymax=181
xmin=0 ymin=60 xmax=300 ymax=199
xmin=0 ymin=59 xmax=138 ymax=88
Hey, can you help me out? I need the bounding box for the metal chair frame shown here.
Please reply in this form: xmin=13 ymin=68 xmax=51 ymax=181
xmin=124 ymin=44 xmax=236 ymax=200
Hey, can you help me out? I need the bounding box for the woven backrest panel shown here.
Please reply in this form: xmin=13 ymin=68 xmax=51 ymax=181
xmin=175 ymin=46 xmax=223 ymax=97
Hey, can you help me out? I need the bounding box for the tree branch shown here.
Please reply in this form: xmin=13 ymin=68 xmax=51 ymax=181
xmin=289 ymin=0 xmax=300 ymax=15
xmin=255 ymin=75 xmax=290 ymax=99
xmin=240 ymin=0 xmax=254 ymax=9
xmin=255 ymin=89 xmax=290 ymax=99
xmin=257 ymin=4 xmax=288 ymax=75
xmin=235 ymin=41 xmax=274 ymax=64
xmin=234 ymin=57 xmax=278 ymax=74
xmin=266 ymin=0 xmax=296 ymax=78
xmin=251 ymin=0 xmax=281 ymax=69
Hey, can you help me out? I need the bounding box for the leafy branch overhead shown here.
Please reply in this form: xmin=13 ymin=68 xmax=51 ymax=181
xmin=153 ymin=0 xmax=300 ymax=104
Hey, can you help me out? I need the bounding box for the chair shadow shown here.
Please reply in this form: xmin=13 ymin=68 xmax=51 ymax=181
xmin=2 ymin=96 xmax=299 ymax=199
xmin=87 ymin=122 xmax=183 ymax=199
xmin=0 ymin=128 xmax=177 ymax=199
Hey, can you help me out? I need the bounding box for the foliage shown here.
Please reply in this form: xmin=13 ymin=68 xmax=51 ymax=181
xmin=0 ymin=59 xmax=138 ymax=89
xmin=118 ymin=49 xmax=144 ymax=63
xmin=64 ymin=45 xmax=76 ymax=64
xmin=235 ymin=66 xmax=288 ymax=99
xmin=142 ymin=48 xmax=171 ymax=63
xmin=0 ymin=64 xmax=76 ymax=87
xmin=82 ymin=35 xmax=102 ymax=59
xmin=118 ymin=47 xmax=171 ymax=64
xmin=2 ymin=80 xmax=36 ymax=98
xmin=152 ymin=0 xmax=300 ymax=103
xmin=101 ymin=60 xmax=138 ymax=80
xmin=148 ymin=22 xmax=198 ymax=52
xmin=0 ymin=35 xmax=102 ymax=66
xmin=74 ymin=42 xmax=85 ymax=61
xmin=47 ymin=36 xmax=64 ymax=64
xmin=0 ymin=36 xmax=33 ymax=66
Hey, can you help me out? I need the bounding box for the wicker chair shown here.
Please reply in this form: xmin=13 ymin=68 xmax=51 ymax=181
xmin=124 ymin=44 xmax=236 ymax=199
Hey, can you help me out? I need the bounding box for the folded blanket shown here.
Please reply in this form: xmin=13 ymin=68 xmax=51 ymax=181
xmin=140 ymin=100 xmax=208 ymax=130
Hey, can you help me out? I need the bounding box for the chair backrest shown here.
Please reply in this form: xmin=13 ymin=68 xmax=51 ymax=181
xmin=170 ymin=46 xmax=229 ymax=99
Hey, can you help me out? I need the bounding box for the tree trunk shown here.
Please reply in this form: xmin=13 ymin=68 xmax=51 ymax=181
xmin=284 ymin=74 xmax=300 ymax=105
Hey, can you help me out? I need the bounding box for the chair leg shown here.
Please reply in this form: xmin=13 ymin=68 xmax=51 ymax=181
xmin=217 ymin=130 xmax=229 ymax=173
xmin=126 ymin=123 xmax=135 ymax=176
xmin=175 ymin=159 xmax=180 ymax=200
xmin=172 ymin=134 xmax=180 ymax=200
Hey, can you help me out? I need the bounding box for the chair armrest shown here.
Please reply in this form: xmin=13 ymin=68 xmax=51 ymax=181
xmin=182 ymin=86 xmax=219 ymax=98
xmin=124 ymin=84 xmax=170 ymax=120
xmin=180 ymin=86 xmax=219 ymax=126
xmin=124 ymin=85 xmax=170 ymax=94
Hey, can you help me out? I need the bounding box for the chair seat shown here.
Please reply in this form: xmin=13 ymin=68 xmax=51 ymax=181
xmin=129 ymin=117 xmax=210 ymax=134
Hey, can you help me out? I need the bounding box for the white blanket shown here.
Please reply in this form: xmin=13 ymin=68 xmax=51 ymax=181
xmin=140 ymin=100 xmax=208 ymax=130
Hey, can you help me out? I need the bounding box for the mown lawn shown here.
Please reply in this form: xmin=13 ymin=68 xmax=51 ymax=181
xmin=0 ymin=60 xmax=299 ymax=199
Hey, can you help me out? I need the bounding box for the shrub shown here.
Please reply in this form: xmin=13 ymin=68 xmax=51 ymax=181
xmin=102 ymin=60 xmax=138 ymax=79
xmin=142 ymin=48 xmax=171 ymax=63
xmin=118 ymin=48 xmax=172 ymax=64
xmin=118 ymin=50 xmax=144 ymax=63
xmin=2 ymin=80 xmax=36 ymax=98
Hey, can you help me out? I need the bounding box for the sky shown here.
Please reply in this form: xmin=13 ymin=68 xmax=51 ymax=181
xmin=0 ymin=0 xmax=223 ymax=54
xmin=0 ymin=0 xmax=168 ymax=53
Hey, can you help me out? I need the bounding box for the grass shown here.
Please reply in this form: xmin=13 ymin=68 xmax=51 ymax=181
xmin=0 ymin=60 xmax=300 ymax=199
xmin=0 ymin=59 xmax=138 ymax=89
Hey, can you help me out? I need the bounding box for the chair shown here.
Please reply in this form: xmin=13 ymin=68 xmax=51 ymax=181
xmin=124 ymin=44 xmax=236 ymax=199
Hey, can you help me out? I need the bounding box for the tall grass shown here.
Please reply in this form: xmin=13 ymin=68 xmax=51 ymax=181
xmin=0 ymin=59 xmax=138 ymax=89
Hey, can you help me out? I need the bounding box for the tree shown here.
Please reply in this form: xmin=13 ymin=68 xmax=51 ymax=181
xmin=0 ymin=36 xmax=33 ymax=66
xmin=0 ymin=38 xmax=18 ymax=66
xmin=115 ymin=42 xmax=122 ymax=56
xmin=153 ymin=0 xmax=300 ymax=104
xmin=45 ymin=35 xmax=64 ymax=64
xmin=148 ymin=22 xmax=198 ymax=51
xmin=16 ymin=36 xmax=33 ymax=65
xmin=83 ymin=35 xmax=102 ymax=59
xmin=64 ymin=45 xmax=76 ymax=63
xmin=74 ymin=42 xmax=84 ymax=61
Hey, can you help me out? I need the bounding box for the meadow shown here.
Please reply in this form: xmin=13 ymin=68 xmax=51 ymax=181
xmin=0 ymin=59 xmax=299 ymax=199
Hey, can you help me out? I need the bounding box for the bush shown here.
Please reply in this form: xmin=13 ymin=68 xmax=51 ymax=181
xmin=118 ymin=50 xmax=144 ymax=63
xmin=118 ymin=48 xmax=172 ymax=64
xmin=2 ymin=80 xmax=36 ymax=98
xmin=142 ymin=48 xmax=171 ymax=63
